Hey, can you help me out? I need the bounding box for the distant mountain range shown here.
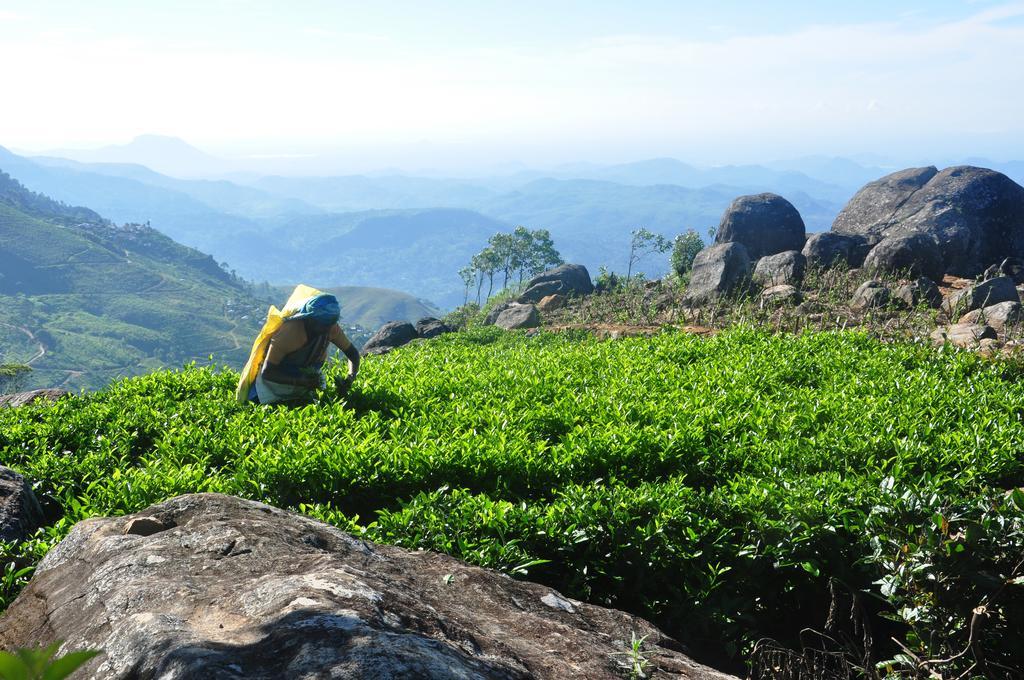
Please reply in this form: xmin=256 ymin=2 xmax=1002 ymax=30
xmin=7 ymin=137 xmax=1024 ymax=310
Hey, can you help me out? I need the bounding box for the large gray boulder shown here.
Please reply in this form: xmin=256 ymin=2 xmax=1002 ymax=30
xmin=683 ymin=242 xmax=752 ymax=306
xmin=862 ymin=231 xmax=945 ymax=282
xmin=362 ymin=321 xmax=418 ymax=355
xmin=518 ymin=264 xmax=593 ymax=304
xmin=495 ymin=303 xmax=540 ymax=330
xmin=832 ymin=166 xmax=939 ymax=236
xmin=0 ymin=494 xmax=735 ymax=680
xmin=0 ymin=467 xmax=44 ymax=542
xmin=943 ymin=276 xmax=1021 ymax=317
xmin=802 ymin=232 xmax=872 ymax=268
xmin=832 ymin=166 xmax=1024 ymax=276
xmin=715 ymin=193 xmax=806 ymax=260
xmin=752 ymin=250 xmax=806 ymax=287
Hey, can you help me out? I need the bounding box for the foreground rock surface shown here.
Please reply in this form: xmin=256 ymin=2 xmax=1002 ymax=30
xmin=0 ymin=494 xmax=734 ymax=680
xmin=0 ymin=389 xmax=69 ymax=408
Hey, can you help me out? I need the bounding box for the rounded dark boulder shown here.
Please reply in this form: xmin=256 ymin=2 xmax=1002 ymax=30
xmin=518 ymin=264 xmax=593 ymax=304
xmin=832 ymin=166 xmax=1024 ymax=276
xmin=863 ymin=231 xmax=945 ymax=282
xmin=715 ymin=193 xmax=806 ymax=260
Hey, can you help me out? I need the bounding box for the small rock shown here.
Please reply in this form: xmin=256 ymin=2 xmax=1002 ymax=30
xmin=893 ymin=277 xmax=943 ymax=309
xmin=759 ymin=284 xmax=802 ymax=307
xmin=537 ymin=294 xmax=566 ymax=313
xmin=943 ymin=276 xmax=1020 ymax=317
xmin=960 ymin=301 xmax=1023 ymax=331
xmin=540 ymin=592 xmax=576 ymax=613
xmin=753 ymin=251 xmax=806 ymax=287
xmin=930 ymin=323 xmax=998 ymax=349
xmin=850 ymin=280 xmax=891 ymax=311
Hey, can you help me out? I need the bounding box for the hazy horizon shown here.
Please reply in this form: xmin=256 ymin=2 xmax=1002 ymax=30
xmin=2 ymin=1 xmax=1023 ymax=172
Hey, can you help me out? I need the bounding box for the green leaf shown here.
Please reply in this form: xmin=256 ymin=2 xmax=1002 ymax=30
xmin=0 ymin=652 xmax=29 ymax=680
xmin=42 ymin=650 xmax=101 ymax=680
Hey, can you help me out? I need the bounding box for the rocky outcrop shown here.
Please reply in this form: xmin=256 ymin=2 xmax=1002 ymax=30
xmin=863 ymin=232 xmax=945 ymax=282
xmin=0 ymin=494 xmax=734 ymax=680
xmin=495 ymin=303 xmax=540 ymax=330
xmin=893 ymin=278 xmax=943 ymax=309
xmin=414 ymin=317 xmax=453 ymax=339
xmin=0 ymin=467 xmax=44 ymax=542
xmin=0 ymin=389 xmax=69 ymax=408
xmin=362 ymin=321 xmax=419 ymax=355
xmin=715 ymin=193 xmax=806 ymax=260
xmin=683 ymin=242 xmax=752 ymax=306
xmin=752 ymin=251 xmax=805 ymax=287
xmin=801 ymin=232 xmax=871 ymax=268
xmin=518 ymin=264 xmax=593 ymax=304
xmin=850 ymin=280 xmax=891 ymax=311
xmin=943 ymin=276 xmax=1021 ymax=317
xmin=832 ymin=166 xmax=1024 ymax=276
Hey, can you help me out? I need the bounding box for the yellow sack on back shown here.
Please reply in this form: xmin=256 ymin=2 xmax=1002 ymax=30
xmin=235 ymin=284 xmax=326 ymax=403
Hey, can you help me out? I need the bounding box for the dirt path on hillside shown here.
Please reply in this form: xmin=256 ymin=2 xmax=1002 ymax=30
xmin=1 ymin=324 xmax=46 ymax=365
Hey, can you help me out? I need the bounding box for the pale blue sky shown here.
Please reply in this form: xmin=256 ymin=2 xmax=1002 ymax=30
xmin=2 ymin=1 xmax=1023 ymax=168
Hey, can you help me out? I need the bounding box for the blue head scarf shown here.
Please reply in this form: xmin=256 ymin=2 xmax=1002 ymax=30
xmin=293 ymin=294 xmax=340 ymax=326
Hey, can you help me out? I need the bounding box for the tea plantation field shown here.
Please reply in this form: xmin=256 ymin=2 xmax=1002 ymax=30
xmin=2 ymin=327 xmax=1022 ymax=676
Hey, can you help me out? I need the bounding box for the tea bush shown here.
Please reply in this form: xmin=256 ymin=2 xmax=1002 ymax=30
xmin=1 ymin=327 xmax=1022 ymax=674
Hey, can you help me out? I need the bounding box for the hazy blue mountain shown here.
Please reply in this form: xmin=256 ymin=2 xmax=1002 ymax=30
xmin=0 ymin=145 xmax=264 ymax=254
xmin=550 ymin=157 xmax=852 ymax=202
xmin=250 ymin=174 xmax=497 ymax=212
xmin=764 ymin=156 xmax=890 ymax=190
xmin=30 ymin=156 xmax=321 ymax=219
xmin=224 ymin=209 xmax=507 ymax=309
xmin=41 ymin=135 xmax=231 ymax=179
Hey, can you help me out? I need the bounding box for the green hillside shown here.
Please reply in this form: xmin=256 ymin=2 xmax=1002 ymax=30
xmin=0 ymin=170 xmax=264 ymax=391
xmin=1 ymin=328 xmax=1021 ymax=676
